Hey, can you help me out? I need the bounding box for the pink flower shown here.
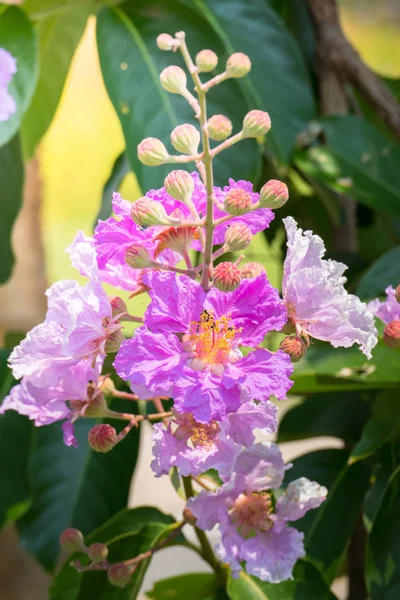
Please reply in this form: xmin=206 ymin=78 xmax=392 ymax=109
xmin=114 ymin=271 xmax=292 ymax=423
xmin=368 ymin=286 xmax=400 ymax=325
xmin=0 ymin=48 xmax=17 ymax=122
xmin=282 ymin=217 xmax=377 ymax=358
xmin=187 ymin=443 xmax=327 ymax=582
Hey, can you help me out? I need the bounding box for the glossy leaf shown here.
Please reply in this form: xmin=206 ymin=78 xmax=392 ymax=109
xmin=0 ymin=134 xmax=24 ymax=283
xmin=366 ymin=466 xmax=400 ymax=600
xmin=96 ymin=1 xmax=260 ymax=191
xmin=17 ymin=400 xmax=141 ymax=571
xmin=348 ymin=418 xmax=397 ymax=465
xmin=22 ymin=1 xmax=92 ymax=157
xmin=357 ymin=246 xmax=400 ymax=301
xmin=0 ymin=6 xmax=38 ymax=147
xmin=94 ymin=151 xmax=130 ymax=225
xmin=191 ymin=0 xmax=316 ymax=162
xmin=227 ymin=560 xmax=337 ymax=600
xmin=147 ymin=572 xmax=226 ymax=600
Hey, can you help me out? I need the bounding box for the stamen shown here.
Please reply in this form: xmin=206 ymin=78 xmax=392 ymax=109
xmin=231 ymin=492 xmax=273 ymax=536
xmin=189 ymin=310 xmax=241 ymax=367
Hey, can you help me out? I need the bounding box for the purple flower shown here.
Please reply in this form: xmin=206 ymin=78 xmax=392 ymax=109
xmin=187 ymin=443 xmax=327 ymax=582
xmin=368 ymin=286 xmax=400 ymax=325
xmin=282 ymin=217 xmax=377 ymax=358
xmin=0 ymin=48 xmax=17 ymax=122
xmin=151 ymin=401 xmax=277 ymax=481
xmin=114 ymin=271 xmax=292 ymax=423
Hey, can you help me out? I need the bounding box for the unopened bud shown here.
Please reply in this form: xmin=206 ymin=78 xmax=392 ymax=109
xmin=207 ymin=114 xmax=232 ymax=141
xmin=242 ymin=110 xmax=271 ymax=138
xmin=164 ymin=170 xmax=194 ymax=203
xmin=110 ymin=296 xmax=128 ymax=317
xmin=279 ymin=336 xmax=307 ymax=362
xmin=226 ymin=52 xmax=251 ymax=78
xmin=396 ymin=285 xmax=400 ymax=303
xmin=154 ymin=226 xmax=196 ymax=258
xmin=383 ymin=320 xmax=400 ymax=350
xmin=259 ymin=179 xmax=289 ymax=209
xmin=105 ymin=328 xmax=125 ymax=354
xmin=108 ymin=563 xmax=132 ymax=588
xmin=131 ymin=197 xmax=179 ymax=228
xmin=213 ymin=262 xmax=242 ymax=292
xmin=157 ymin=33 xmax=175 ymax=51
xmin=88 ymin=542 xmax=109 ymax=564
xmin=183 ymin=507 xmax=197 ymax=525
xmin=241 ymin=262 xmax=266 ymax=279
xmin=224 ymin=224 xmax=252 ymax=252
xmin=88 ymin=424 xmax=117 ymax=453
xmin=124 ymin=245 xmax=154 ymax=268
xmin=160 ymin=65 xmax=187 ymax=94
xmin=170 ymin=124 xmax=200 ymax=155
xmin=60 ymin=528 xmax=86 ymax=552
xmin=224 ymin=187 xmax=252 ymax=216
xmin=196 ymin=49 xmax=218 ymax=72
xmin=99 ymin=376 xmax=116 ymax=397
xmin=137 ymin=137 xmax=169 ymax=166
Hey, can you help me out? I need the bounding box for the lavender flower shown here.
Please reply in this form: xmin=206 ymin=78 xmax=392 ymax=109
xmin=0 ymin=48 xmax=17 ymax=122
xmin=368 ymin=286 xmax=400 ymax=325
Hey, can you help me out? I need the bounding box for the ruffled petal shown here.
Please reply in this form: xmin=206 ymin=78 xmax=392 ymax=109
xmin=227 ymin=400 xmax=278 ymax=446
xmin=368 ymin=286 xmax=400 ymax=325
xmin=232 ymin=442 xmax=287 ymax=492
xmin=276 ymin=477 xmax=327 ymax=522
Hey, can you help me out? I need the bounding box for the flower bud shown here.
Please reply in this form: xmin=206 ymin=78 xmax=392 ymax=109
xmin=242 ymin=110 xmax=271 ymax=138
xmin=160 ymin=66 xmax=187 ymax=94
xmin=207 ymin=114 xmax=233 ymax=141
xmin=88 ymin=542 xmax=109 ymax=564
xmin=99 ymin=375 xmax=116 ymax=397
xmin=164 ymin=170 xmax=194 ymax=203
xmin=137 ymin=137 xmax=169 ymax=166
xmin=396 ymin=285 xmax=400 ymax=303
xmin=224 ymin=187 xmax=252 ymax=216
xmin=259 ymin=179 xmax=289 ymax=209
xmin=110 ymin=296 xmax=128 ymax=318
xmin=105 ymin=328 xmax=125 ymax=354
xmin=383 ymin=320 xmax=400 ymax=350
xmin=88 ymin=424 xmax=117 ymax=453
xmin=157 ymin=33 xmax=175 ymax=51
xmin=279 ymin=336 xmax=307 ymax=362
xmin=170 ymin=124 xmax=200 ymax=155
xmin=224 ymin=224 xmax=252 ymax=252
xmin=60 ymin=528 xmax=86 ymax=553
xmin=154 ymin=226 xmax=196 ymax=258
xmin=124 ymin=245 xmax=154 ymax=269
xmin=195 ymin=49 xmax=218 ymax=72
xmin=226 ymin=52 xmax=251 ymax=78
xmin=131 ymin=197 xmax=179 ymax=228
xmin=213 ymin=262 xmax=242 ymax=292
xmin=108 ymin=563 xmax=132 ymax=588
xmin=241 ymin=262 xmax=266 ymax=279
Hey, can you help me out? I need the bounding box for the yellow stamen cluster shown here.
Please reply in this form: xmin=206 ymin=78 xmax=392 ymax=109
xmin=189 ymin=310 xmax=240 ymax=364
xmin=190 ymin=420 xmax=220 ymax=448
xmin=231 ymin=492 xmax=273 ymax=536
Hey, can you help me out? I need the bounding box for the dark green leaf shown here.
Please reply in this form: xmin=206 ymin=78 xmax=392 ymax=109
xmin=278 ymin=392 xmax=370 ymax=445
xmin=17 ymin=401 xmax=141 ymax=571
xmin=365 ymin=443 xmax=399 ymax=527
xmin=147 ymin=572 xmax=226 ymax=600
xmin=366 ymin=465 xmax=400 ymax=600
xmin=348 ymin=418 xmax=397 ymax=465
xmin=0 ymin=135 xmax=24 ymax=283
xmin=0 ymin=6 xmax=38 ymax=147
xmin=227 ymin=560 xmax=337 ymax=600
xmin=94 ymin=151 xmax=130 ymax=225
xmin=96 ymin=1 xmax=260 ymax=191
xmin=50 ymin=507 xmax=187 ymax=600
xmin=357 ymin=247 xmax=400 ymax=301
xmin=21 ymin=1 xmax=92 ymax=157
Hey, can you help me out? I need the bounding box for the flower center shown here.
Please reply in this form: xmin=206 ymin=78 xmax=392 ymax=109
xmin=175 ymin=413 xmax=220 ymax=449
xmin=189 ymin=310 xmax=240 ymax=365
xmin=231 ymin=492 xmax=273 ymax=536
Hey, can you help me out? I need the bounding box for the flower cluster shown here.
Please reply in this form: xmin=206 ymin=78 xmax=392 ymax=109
xmin=1 ymin=31 xmax=381 ymax=587
xmin=0 ymin=47 xmax=17 ymax=122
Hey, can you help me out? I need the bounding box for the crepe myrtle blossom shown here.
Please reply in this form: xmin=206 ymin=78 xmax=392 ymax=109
xmin=368 ymin=286 xmax=400 ymax=325
xmin=0 ymin=48 xmax=17 ymax=122
xmin=151 ymin=401 xmax=277 ymax=481
xmin=282 ymin=217 xmax=377 ymax=358
xmin=115 ymin=271 xmax=292 ymax=423
xmin=187 ymin=443 xmax=327 ymax=583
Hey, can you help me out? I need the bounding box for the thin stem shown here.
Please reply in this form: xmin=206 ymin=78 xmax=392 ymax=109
xmin=211 ymin=131 xmax=244 ymax=158
xmin=124 ymin=521 xmax=185 ymax=566
xmin=212 ymin=246 xmax=227 ymax=262
xmin=182 ymin=250 xmax=193 ymax=270
xmin=191 ymin=475 xmax=215 ymax=492
xmin=152 ymin=397 xmax=169 ymax=425
xmin=166 ymin=153 xmax=203 ymax=164
xmin=112 ymin=390 xmax=139 ymax=401
xmin=203 ymin=71 xmax=229 ymax=92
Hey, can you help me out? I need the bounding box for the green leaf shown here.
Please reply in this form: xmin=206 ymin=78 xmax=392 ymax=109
xmin=227 ymin=560 xmax=337 ymax=600
xmin=348 ymin=418 xmax=397 ymax=465
xmin=21 ymin=1 xmax=92 ymax=157
xmin=190 ymin=0 xmax=316 ymax=163
xmin=0 ymin=6 xmax=38 ymax=148
xmin=50 ymin=507 xmax=186 ymax=600
xmin=94 ymin=151 xmax=130 ymax=225
xmin=17 ymin=401 xmax=141 ymax=571
xmin=366 ymin=465 xmax=400 ymax=599
xmin=96 ymin=1 xmax=260 ymax=191
xmin=296 ymin=116 xmax=400 ymax=218
xmin=278 ymin=392 xmax=370 ymax=445
xmin=0 ymin=134 xmax=24 ymax=283
xmin=357 ymin=246 xmax=400 ymax=301
xmin=147 ymin=573 xmax=226 ymax=600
